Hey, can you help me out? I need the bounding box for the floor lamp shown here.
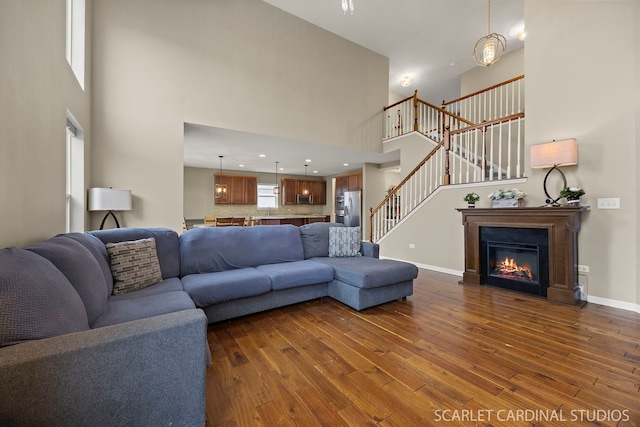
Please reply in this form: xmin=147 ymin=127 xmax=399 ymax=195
xmin=88 ymin=188 xmax=132 ymax=229
xmin=529 ymin=139 xmax=578 ymax=206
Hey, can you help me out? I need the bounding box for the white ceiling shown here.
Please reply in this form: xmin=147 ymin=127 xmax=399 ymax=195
xmin=184 ymin=0 xmax=525 ymax=176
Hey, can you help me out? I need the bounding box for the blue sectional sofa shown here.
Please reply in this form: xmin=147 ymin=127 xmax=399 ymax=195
xmin=0 ymin=223 xmax=417 ymax=425
xmin=180 ymin=222 xmax=417 ymax=322
xmin=0 ymin=229 xmax=208 ymax=427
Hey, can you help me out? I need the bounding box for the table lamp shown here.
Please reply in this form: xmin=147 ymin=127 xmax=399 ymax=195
xmin=88 ymin=188 xmax=132 ymax=229
xmin=529 ymin=139 xmax=578 ymax=206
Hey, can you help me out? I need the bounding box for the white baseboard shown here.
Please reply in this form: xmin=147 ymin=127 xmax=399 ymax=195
xmin=382 ymin=257 xmax=640 ymax=313
xmin=587 ymin=295 xmax=640 ymax=313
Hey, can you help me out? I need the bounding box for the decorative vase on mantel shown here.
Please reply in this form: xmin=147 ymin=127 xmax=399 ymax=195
xmin=491 ymin=198 xmax=524 ymax=208
xmin=467 ymin=203 xmax=476 ymax=208
xmin=567 ymin=198 xmax=581 ymax=206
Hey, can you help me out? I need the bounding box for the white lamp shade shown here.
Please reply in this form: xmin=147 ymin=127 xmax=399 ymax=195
xmin=88 ymin=188 xmax=132 ymax=211
xmin=529 ymin=139 xmax=578 ymax=169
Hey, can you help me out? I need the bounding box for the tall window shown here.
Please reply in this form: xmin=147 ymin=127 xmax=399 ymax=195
xmin=257 ymin=184 xmax=278 ymax=209
xmin=66 ymin=113 xmax=85 ymax=232
xmin=66 ymin=0 xmax=85 ymax=89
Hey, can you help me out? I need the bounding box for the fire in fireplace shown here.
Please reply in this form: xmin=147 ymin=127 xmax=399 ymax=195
xmin=493 ymin=257 xmax=533 ymax=281
xmin=480 ymin=227 xmax=549 ymax=297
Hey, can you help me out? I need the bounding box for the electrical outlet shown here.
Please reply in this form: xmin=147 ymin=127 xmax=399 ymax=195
xmin=578 ymin=265 xmax=589 ymax=273
xmin=409 ymin=243 xmax=415 ymax=249
xmin=597 ymin=198 xmax=620 ymax=209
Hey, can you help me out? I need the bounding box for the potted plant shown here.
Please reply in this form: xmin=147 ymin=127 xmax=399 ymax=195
xmin=488 ymin=188 xmax=527 ymax=208
xmin=463 ymin=192 xmax=480 ymax=208
xmin=560 ymin=186 xmax=585 ymax=205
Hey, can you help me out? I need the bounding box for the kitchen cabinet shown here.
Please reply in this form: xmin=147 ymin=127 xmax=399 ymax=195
xmin=214 ymin=174 xmax=257 ymax=205
xmin=335 ymin=172 xmax=362 ymax=197
xmin=281 ymin=178 xmax=326 ymax=205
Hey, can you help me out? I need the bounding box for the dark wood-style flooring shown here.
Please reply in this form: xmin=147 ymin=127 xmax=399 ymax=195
xmin=205 ymin=269 xmax=640 ymax=426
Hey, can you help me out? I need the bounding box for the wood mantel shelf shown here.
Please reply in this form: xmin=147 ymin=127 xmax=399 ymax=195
xmin=456 ymin=206 xmax=588 ymax=305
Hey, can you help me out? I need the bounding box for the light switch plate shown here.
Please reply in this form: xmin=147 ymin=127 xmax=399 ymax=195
xmin=597 ymin=198 xmax=620 ymax=209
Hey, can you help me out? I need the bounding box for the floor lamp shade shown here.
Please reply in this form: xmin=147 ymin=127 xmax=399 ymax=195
xmin=529 ymin=139 xmax=578 ymax=169
xmin=88 ymin=188 xmax=132 ymax=229
xmin=88 ymin=188 xmax=132 ymax=211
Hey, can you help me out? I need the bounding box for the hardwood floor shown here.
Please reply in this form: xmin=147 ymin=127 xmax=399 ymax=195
xmin=205 ymin=269 xmax=640 ymax=426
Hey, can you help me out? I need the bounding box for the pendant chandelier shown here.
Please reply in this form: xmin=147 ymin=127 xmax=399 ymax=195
xmin=302 ymin=164 xmax=309 ymax=195
xmin=273 ymin=161 xmax=280 ymax=194
xmin=214 ymin=155 xmax=227 ymax=199
xmin=472 ymin=0 xmax=507 ymax=67
xmin=341 ymin=0 xmax=354 ymax=15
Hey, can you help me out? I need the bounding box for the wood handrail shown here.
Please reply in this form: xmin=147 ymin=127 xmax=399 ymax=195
xmin=384 ymin=94 xmax=415 ymax=111
xmin=442 ymin=75 xmax=524 ymax=107
xmin=417 ymin=99 xmax=475 ymax=127
xmin=449 ymin=112 xmax=525 ymax=135
xmin=370 ymin=140 xmax=444 ymax=216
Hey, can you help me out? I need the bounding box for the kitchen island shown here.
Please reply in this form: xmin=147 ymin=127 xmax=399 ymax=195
xmin=251 ymin=214 xmax=330 ymax=226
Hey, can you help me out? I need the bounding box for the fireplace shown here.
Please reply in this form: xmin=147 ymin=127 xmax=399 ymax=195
xmin=480 ymin=227 xmax=548 ymax=297
xmin=457 ymin=207 xmax=586 ymax=305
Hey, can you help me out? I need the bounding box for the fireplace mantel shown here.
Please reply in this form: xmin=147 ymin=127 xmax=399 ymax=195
xmin=457 ymin=207 xmax=588 ymax=305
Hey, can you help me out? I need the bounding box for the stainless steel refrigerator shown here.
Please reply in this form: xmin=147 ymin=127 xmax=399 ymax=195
xmin=343 ymin=190 xmax=361 ymax=228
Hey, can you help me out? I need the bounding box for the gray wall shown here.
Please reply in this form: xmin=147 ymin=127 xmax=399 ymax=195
xmin=380 ymin=1 xmax=640 ymax=308
xmin=91 ymin=0 xmax=388 ymax=232
xmin=0 ymin=0 xmax=92 ymax=247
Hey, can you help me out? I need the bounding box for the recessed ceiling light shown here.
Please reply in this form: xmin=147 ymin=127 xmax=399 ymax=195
xmin=400 ymin=75 xmax=412 ymax=87
xmin=259 ymin=154 xmax=266 ymax=158
xmin=279 ymin=167 xmax=284 ymax=171
xmin=239 ymin=164 xmax=245 ymax=167
xmin=518 ymin=30 xmax=527 ymax=41
xmin=343 ymin=163 xmax=349 ymax=166
xmin=305 ymin=159 xmax=312 ymax=163
xmin=313 ymin=170 xmax=318 ymax=174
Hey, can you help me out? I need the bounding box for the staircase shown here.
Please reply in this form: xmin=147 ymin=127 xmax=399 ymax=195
xmin=370 ymin=75 xmax=525 ymax=242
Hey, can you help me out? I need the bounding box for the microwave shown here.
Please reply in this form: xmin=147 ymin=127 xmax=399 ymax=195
xmin=296 ymin=194 xmax=313 ymax=204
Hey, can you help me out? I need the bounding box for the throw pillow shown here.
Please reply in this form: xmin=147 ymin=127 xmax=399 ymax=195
xmin=328 ymin=227 xmax=362 ymax=258
xmin=106 ymin=238 xmax=163 ymax=295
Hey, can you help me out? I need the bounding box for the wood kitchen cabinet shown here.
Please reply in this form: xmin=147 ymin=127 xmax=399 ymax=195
xmin=214 ymin=174 xmax=257 ymax=205
xmin=335 ymin=171 xmax=362 ymax=197
xmin=281 ymin=178 xmax=326 ymax=205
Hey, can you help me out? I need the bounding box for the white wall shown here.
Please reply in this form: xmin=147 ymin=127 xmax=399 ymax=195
xmin=91 ymin=0 xmax=388 ymax=231
xmin=0 ymin=0 xmax=92 ymax=248
xmin=460 ymin=48 xmax=524 ymax=96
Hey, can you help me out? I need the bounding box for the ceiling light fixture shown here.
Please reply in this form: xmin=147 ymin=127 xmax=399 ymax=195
xmin=400 ymin=75 xmax=413 ymax=87
xmin=341 ymin=0 xmax=354 ymax=15
xmin=273 ymin=161 xmax=280 ymax=194
xmin=214 ymin=155 xmax=227 ymax=199
xmin=472 ymin=0 xmax=507 ymax=67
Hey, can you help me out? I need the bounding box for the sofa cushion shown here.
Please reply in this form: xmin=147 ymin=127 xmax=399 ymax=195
xmin=312 ymin=257 xmax=418 ymax=289
xmin=106 ymin=238 xmax=163 ymax=295
xmin=61 ymin=233 xmax=114 ymax=295
xmin=25 ymin=236 xmax=109 ymax=326
xmin=299 ymin=222 xmax=344 ymax=258
xmin=107 ymin=277 xmax=184 ymax=301
xmin=256 ymin=260 xmax=335 ymax=291
xmin=181 ymin=268 xmax=271 ymax=307
xmin=92 ymin=291 xmax=196 ymax=328
xmin=180 ymin=225 xmax=304 ymax=275
xmin=0 ymin=248 xmax=89 ymax=347
xmin=329 ymin=226 xmax=362 ymax=257
xmin=89 ymin=228 xmax=181 ymax=279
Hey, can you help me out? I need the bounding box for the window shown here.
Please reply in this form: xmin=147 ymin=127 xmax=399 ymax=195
xmin=66 ymin=0 xmax=85 ymax=89
xmin=66 ymin=112 xmax=85 ymax=233
xmin=257 ymin=184 xmax=278 ymax=209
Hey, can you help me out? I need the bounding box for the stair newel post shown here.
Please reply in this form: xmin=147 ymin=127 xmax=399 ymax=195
xmin=369 ymin=207 xmax=374 ymax=243
xmin=443 ymin=126 xmax=451 ymax=186
xmin=413 ymin=90 xmax=419 ymax=132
